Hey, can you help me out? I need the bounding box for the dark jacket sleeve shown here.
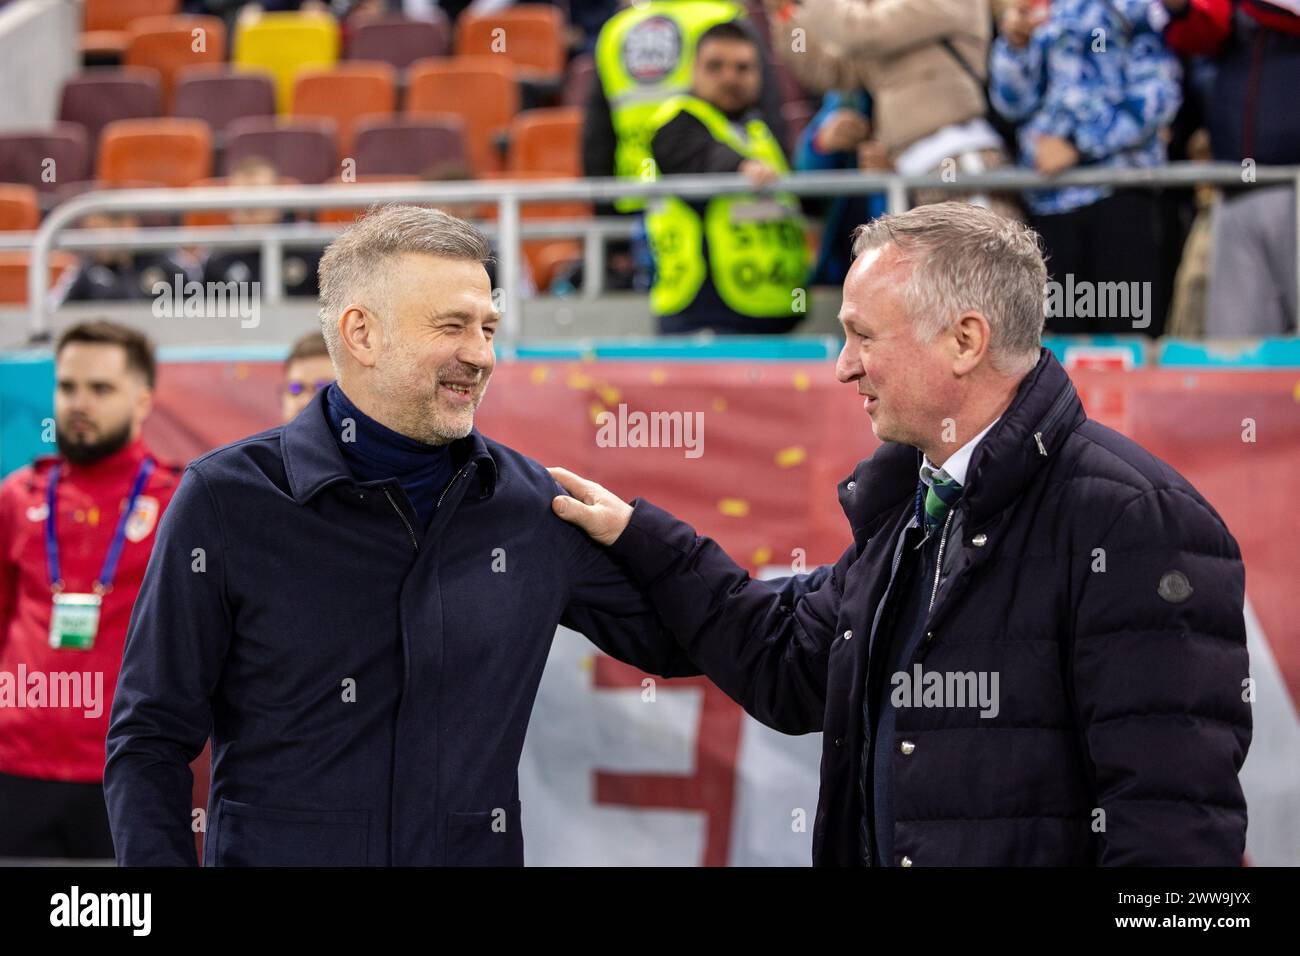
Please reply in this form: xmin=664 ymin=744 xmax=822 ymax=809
xmin=651 ymin=111 xmax=747 ymax=175
xmin=104 ymin=465 xmax=233 ymax=866
xmin=606 ymin=498 xmax=849 ymax=734
xmin=558 ymin=501 xmax=700 ymax=680
xmin=1071 ymin=486 xmax=1251 ymax=865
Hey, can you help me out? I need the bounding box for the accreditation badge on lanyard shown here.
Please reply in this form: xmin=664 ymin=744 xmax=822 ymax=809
xmin=46 ymin=457 xmax=154 ymax=650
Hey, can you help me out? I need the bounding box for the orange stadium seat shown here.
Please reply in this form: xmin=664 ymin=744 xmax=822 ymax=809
xmin=82 ymin=0 xmax=179 ymax=59
xmin=96 ymin=118 xmax=212 ymax=187
xmin=233 ymin=11 xmax=341 ymax=114
xmin=291 ymin=63 xmax=397 ymax=159
xmin=0 ymin=251 xmax=79 ymax=305
xmin=507 ymin=107 xmax=581 ymax=176
xmin=0 ymin=184 xmax=40 ymax=231
xmin=407 ymin=57 xmax=519 ymax=175
xmin=480 ymin=170 xmax=590 ymax=291
xmin=125 ymin=15 xmax=227 ymax=107
xmin=454 ymin=5 xmax=566 ymax=83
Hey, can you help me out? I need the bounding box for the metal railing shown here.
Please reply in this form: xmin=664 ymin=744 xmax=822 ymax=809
xmin=19 ymin=163 xmax=1300 ymax=344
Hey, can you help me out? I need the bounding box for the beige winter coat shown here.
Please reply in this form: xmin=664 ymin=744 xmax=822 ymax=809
xmin=774 ymin=0 xmax=993 ymax=155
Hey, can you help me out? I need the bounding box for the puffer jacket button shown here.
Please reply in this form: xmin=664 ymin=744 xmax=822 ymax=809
xmin=846 ymin=480 xmax=857 ymax=492
xmin=900 ymin=855 xmax=913 ymax=867
xmin=923 ymin=630 xmax=934 ymax=644
xmin=834 ymin=737 xmax=843 ymax=748
xmin=842 ymin=629 xmax=853 ymax=641
xmin=971 ymin=533 xmax=987 ymax=547
xmin=900 ymin=740 xmax=916 ymax=755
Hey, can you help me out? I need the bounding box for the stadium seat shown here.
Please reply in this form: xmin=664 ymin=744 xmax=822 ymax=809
xmin=59 ymin=68 xmax=163 ymax=152
xmin=562 ymin=54 xmax=595 ymax=108
xmin=124 ymin=15 xmax=227 ymax=107
xmin=180 ymin=175 xmax=301 ymax=228
xmin=506 ymin=107 xmax=581 ymax=176
xmin=291 ymin=63 xmax=397 ymax=159
xmin=81 ymin=0 xmax=179 ymax=59
xmin=0 ymin=126 xmax=91 ymax=192
xmin=233 ymin=11 xmax=341 ymax=114
xmin=347 ymin=13 xmax=450 ymax=70
xmin=0 ymin=184 xmax=40 ymax=231
xmin=0 ymin=251 xmax=79 ymax=305
xmin=480 ymin=170 xmax=590 ymax=291
xmin=407 ymin=57 xmax=519 ymax=175
xmin=453 ymin=5 xmax=565 ymax=83
xmin=96 ymin=118 xmax=212 ymax=187
xmin=173 ymin=68 xmax=277 ymax=138
xmin=351 ymin=116 xmax=467 ymax=177
xmin=223 ymin=116 xmax=339 ymax=183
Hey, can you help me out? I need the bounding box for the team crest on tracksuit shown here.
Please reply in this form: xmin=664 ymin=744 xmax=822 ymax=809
xmin=125 ymin=496 xmax=159 ymax=542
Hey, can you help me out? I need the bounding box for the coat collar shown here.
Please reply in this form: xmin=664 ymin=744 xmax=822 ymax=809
xmin=837 ymin=348 xmax=1086 ymax=548
xmin=281 ymin=388 xmax=498 ymax=506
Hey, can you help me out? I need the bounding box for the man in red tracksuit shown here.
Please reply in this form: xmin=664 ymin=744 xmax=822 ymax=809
xmin=0 ymin=320 xmax=181 ymax=859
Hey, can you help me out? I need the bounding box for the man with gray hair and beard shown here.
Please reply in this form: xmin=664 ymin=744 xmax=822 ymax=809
xmin=550 ymin=202 xmax=1252 ymax=866
xmin=105 ymin=204 xmax=698 ymax=866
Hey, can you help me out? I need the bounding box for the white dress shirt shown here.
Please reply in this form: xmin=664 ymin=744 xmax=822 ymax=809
xmin=919 ymin=416 xmax=1001 ymax=490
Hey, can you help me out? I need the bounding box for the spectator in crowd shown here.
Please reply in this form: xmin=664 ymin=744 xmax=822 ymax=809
xmin=57 ymin=211 xmax=200 ymax=305
xmin=0 ymin=322 xmax=182 ymax=860
xmin=763 ymin=0 xmax=1016 ymax=216
xmin=281 ymin=331 xmax=335 ymax=422
xmin=584 ymin=1 xmax=788 ymax=288
xmin=991 ymin=0 xmax=1183 ymax=336
xmin=794 ymin=88 xmax=886 ymax=286
xmin=202 ymin=156 xmax=323 ymax=298
xmin=1162 ymin=0 xmax=1299 ymax=336
xmin=644 ymin=21 xmax=810 ymax=334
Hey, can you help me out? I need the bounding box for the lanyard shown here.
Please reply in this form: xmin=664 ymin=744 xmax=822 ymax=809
xmin=46 ymin=457 xmax=155 ymax=595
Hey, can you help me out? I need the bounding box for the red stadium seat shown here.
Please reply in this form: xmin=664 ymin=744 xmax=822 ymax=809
xmin=291 ymin=63 xmax=397 ymax=159
xmin=96 ymin=118 xmax=212 ymax=187
xmin=0 ymin=184 xmax=40 ymax=231
xmin=124 ymin=15 xmax=227 ymax=107
xmin=0 ymin=251 xmax=79 ymax=305
xmin=0 ymin=126 xmax=92 ymax=192
xmin=351 ymin=116 xmax=468 ymax=177
xmin=82 ymin=0 xmax=179 ymax=59
xmin=454 ymin=5 xmax=565 ymax=83
xmin=223 ymin=116 xmax=339 ymax=183
xmin=480 ymin=170 xmax=590 ymax=291
xmin=346 ymin=13 xmax=450 ymax=70
xmin=506 ymin=107 xmax=582 ymax=176
xmin=407 ymin=56 xmax=519 ymax=175
xmin=173 ymin=68 xmax=277 ymax=138
xmin=59 ymin=68 xmax=163 ymax=151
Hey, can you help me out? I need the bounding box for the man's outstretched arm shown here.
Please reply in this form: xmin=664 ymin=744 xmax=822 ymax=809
xmin=550 ymin=468 xmax=850 ymax=734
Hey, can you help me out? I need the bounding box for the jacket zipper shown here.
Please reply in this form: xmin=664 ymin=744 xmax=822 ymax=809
xmin=436 ymin=466 xmax=467 ymax=510
xmin=927 ymin=509 xmax=954 ymax=613
xmin=383 ymin=486 xmax=419 ymax=552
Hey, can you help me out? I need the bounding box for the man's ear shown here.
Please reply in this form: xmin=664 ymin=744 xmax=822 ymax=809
xmin=952 ymin=311 xmax=991 ymax=375
xmin=337 ymin=305 xmax=382 ymax=370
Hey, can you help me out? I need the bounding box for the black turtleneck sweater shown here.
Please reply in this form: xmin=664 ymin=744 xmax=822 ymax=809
xmin=323 ymin=382 xmax=455 ymax=531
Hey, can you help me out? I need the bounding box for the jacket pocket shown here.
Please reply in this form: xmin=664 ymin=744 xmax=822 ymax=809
xmin=444 ymin=800 xmax=523 ymax=867
xmin=212 ymin=797 xmax=370 ymax=867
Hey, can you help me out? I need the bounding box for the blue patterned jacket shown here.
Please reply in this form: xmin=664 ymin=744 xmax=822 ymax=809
xmin=990 ymin=0 xmax=1183 ymax=215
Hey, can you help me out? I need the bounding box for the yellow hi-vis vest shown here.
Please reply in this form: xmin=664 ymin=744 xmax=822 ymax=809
xmin=643 ymin=95 xmax=810 ymax=319
xmin=594 ymin=0 xmax=744 ymax=212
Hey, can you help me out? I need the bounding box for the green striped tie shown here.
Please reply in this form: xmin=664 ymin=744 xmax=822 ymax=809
xmin=923 ymin=472 xmax=963 ymax=532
